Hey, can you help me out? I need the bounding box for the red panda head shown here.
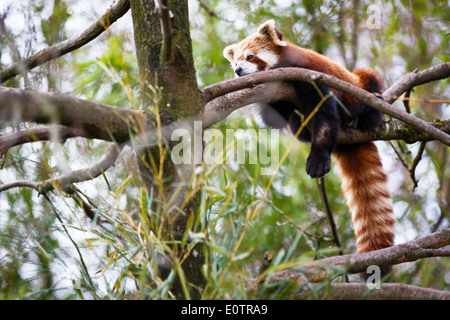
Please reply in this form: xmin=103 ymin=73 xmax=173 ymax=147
xmin=223 ymin=20 xmax=288 ymax=77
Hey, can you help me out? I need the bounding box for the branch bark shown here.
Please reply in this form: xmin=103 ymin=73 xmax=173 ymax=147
xmin=202 ymin=81 xmax=299 ymax=129
xmin=129 ymin=0 xmax=205 ymax=299
xmin=337 ymin=119 xmax=450 ymax=144
xmin=0 ymin=0 xmax=130 ymax=83
xmin=1 ymin=85 xmax=447 ymax=157
xmin=295 ymin=283 xmax=450 ymax=300
xmin=268 ymin=228 xmax=450 ymax=284
xmin=201 ymin=66 xmax=450 ymax=146
xmin=0 ymin=86 xmax=140 ymax=142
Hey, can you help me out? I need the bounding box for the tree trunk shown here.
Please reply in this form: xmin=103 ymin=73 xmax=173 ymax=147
xmin=129 ymin=0 xmax=205 ymax=299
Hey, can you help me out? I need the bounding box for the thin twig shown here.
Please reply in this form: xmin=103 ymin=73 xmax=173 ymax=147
xmin=403 ymin=88 xmax=412 ymax=113
xmin=198 ymin=0 xmax=232 ymax=23
xmin=387 ymin=140 xmax=409 ymax=169
xmin=68 ymin=189 xmax=97 ymax=221
xmin=0 ymin=142 xmax=127 ymax=193
xmin=317 ymin=177 xmax=343 ymax=255
xmin=156 ymin=0 xmax=173 ymax=63
xmin=0 ymin=180 xmax=39 ymax=192
xmin=0 ymin=125 xmax=91 ymax=157
xmin=409 ymin=141 xmax=426 ymax=191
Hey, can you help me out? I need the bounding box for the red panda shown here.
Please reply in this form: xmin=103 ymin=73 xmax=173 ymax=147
xmin=224 ymin=20 xmax=395 ymax=276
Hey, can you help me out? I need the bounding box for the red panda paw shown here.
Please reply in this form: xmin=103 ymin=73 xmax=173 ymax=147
xmin=305 ymin=151 xmax=331 ymax=178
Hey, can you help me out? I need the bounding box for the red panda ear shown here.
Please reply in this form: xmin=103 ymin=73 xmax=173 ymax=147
xmin=256 ymin=20 xmax=287 ymax=46
xmin=223 ymin=44 xmax=236 ymax=63
xmin=275 ymin=28 xmax=283 ymax=41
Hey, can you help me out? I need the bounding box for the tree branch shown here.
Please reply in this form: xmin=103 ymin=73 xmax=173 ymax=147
xmin=0 ymin=0 xmax=130 ymax=83
xmin=295 ymin=283 xmax=450 ymax=300
xmin=40 ymin=142 xmax=127 ymax=193
xmin=0 ymin=125 xmax=96 ymax=157
xmin=203 ymin=84 xmax=449 ymax=144
xmin=201 ymin=66 xmax=450 ymax=146
xmin=337 ymin=119 xmax=450 ymax=144
xmin=383 ymin=63 xmax=450 ymax=104
xmin=1 ymin=85 xmax=447 ymax=154
xmin=1 ymin=64 xmax=448 ymax=151
xmin=268 ymin=228 xmax=450 ymax=284
xmin=156 ymin=0 xmax=173 ymax=63
xmin=0 ymin=180 xmax=39 ymax=192
xmin=0 ymin=86 xmax=140 ymax=142
xmin=202 ymin=81 xmax=299 ymax=129
xmin=0 ymin=142 xmax=127 ymax=193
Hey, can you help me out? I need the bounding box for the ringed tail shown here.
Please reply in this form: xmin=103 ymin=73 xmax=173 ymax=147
xmin=333 ymin=142 xmax=395 ymax=257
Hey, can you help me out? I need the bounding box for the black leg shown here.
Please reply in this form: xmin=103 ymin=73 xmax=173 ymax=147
xmin=292 ymin=82 xmax=340 ymax=178
xmin=305 ymin=110 xmax=340 ymax=178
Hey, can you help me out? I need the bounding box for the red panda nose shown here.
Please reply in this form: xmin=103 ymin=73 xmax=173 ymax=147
xmin=235 ymin=67 xmax=243 ymax=76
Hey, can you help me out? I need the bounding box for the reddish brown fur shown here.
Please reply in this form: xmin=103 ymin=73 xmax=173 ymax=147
xmin=251 ymin=56 xmax=268 ymax=71
xmin=334 ymin=142 xmax=395 ymax=253
xmin=232 ymin=35 xmax=282 ymax=65
xmin=278 ymin=43 xmax=395 ymax=255
xmin=225 ymin=21 xmax=395 ymax=260
xmin=279 ymin=45 xmax=360 ymax=85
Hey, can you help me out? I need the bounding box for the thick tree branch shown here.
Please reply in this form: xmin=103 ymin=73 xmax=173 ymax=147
xmin=0 ymin=86 xmax=140 ymax=142
xmin=0 ymin=0 xmax=130 ymax=83
xmin=1 ymin=85 xmax=446 ymax=157
xmin=1 ymin=85 xmax=448 ymax=155
xmin=337 ymin=119 xmax=450 ymax=144
xmin=295 ymin=283 xmax=450 ymax=300
xmin=201 ymin=66 xmax=450 ymax=146
xmin=203 ymin=84 xmax=450 ymax=144
xmin=1 ymin=64 xmax=448 ymax=151
xmin=268 ymin=228 xmax=450 ymax=284
xmin=202 ymin=81 xmax=299 ymax=128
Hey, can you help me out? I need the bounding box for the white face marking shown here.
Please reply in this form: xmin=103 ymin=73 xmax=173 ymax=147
xmin=233 ymin=49 xmax=280 ymax=76
xmin=235 ymin=60 xmax=258 ymax=76
xmin=234 ymin=50 xmax=258 ymax=76
xmin=257 ymin=50 xmax=279 ymax=68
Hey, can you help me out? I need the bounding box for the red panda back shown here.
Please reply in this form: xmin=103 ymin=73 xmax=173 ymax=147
xmin=353 ymin=68 xmax=383 ymax=93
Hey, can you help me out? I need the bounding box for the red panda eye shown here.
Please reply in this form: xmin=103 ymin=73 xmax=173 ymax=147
xmin=246 ymin=55 xmax=254 ymax=61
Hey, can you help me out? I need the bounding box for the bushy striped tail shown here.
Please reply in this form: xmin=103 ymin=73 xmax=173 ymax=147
xmin=333 ymin=142 xmax=395 ymax=269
